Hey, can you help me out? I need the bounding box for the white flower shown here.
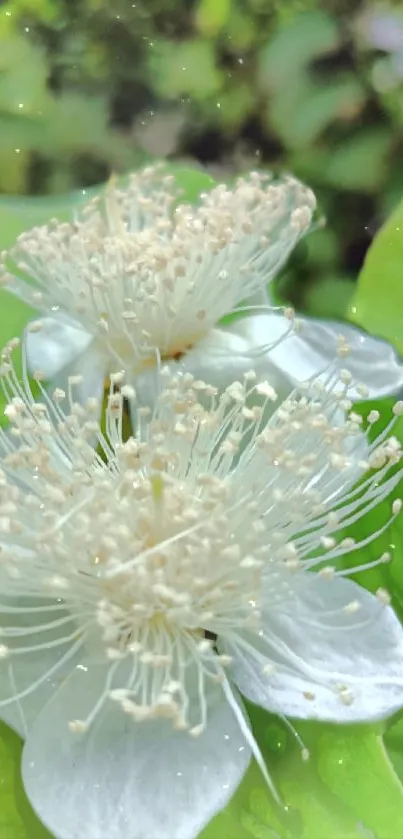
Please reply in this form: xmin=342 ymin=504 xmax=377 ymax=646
xmin=4 ymin=165 xmax=400 ymax=418
xmin=0 ymin=336 xmax=403 ymax=839
xmin=1 ymin=168 xmax=315 ymax=411
xmin=4 ymin=167 xmax=402 ymax=420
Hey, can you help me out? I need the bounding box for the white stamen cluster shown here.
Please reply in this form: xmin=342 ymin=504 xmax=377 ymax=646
xmin=0 ymin=335 xmax=401 ymax=735
xmin=1 ymin=167 xmax=316 ymax=370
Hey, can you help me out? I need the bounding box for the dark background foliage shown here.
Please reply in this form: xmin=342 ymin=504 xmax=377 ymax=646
xmin=1 ymin=0 xmax=402 ymax=313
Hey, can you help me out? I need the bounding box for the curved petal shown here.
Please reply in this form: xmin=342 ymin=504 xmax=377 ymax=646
xmin=240 ymin=287 xmax=274 ymax=309
xmin=223 ymin=573 xmax=403 ymax=723
xmin=29 ymin=338 xmax=107 ymax=435
xmin=233 ymin=313 xmax=403 ymax=399
xmin=132 ymin=327 xmax=264 ymax=413
xmin=0 ymin=600 xmax=83 ymax=738
xmin=25 ymin=316 xmax=93 ymax=380
xmin=22 ymin=662 xmax=251 ymax=839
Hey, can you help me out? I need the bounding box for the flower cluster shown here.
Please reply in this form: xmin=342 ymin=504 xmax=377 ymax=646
xmin=0 ymin=168 xmax=403 ymax=839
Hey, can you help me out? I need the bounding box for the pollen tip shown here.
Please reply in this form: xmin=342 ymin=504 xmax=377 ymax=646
xmin=68 ymin=719 xmax=88 ymax=733
xmin=392 ymin=498 xmax=402 ymax=515
xmin=376 ymin=587 xmax=391 ymax=606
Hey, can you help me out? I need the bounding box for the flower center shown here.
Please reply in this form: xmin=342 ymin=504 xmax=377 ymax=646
xmin=102 ymin=323 xmax=206 ymax=373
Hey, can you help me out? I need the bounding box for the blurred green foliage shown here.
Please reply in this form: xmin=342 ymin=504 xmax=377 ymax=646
xmin=0 ymin=0 xmax=402 ymax=311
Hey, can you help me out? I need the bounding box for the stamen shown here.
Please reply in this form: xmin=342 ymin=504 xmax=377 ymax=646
xmin=221 ymin=675 xmax=283 ymax=806
xmin=1 ymin=170 xmax=315 ymax=375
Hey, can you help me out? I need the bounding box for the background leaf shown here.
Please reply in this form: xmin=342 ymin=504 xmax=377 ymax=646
xmin=350 ymin=197 xmax=403 ymax=353
xmin=0 ymin=722 xmax=51 ymax=838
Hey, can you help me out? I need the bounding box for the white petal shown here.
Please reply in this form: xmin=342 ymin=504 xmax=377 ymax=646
xmin=309 ymin=427 xmax=369 ymax=506
xmin=0 ymin=601 xmax=83 ymax=738
xmin=229 ymin=314 xmax=302 ymax=399
xmin=133 ymin=327 xmax=259 ymax=411
xmin=241 ymin=287 xmax=274 ymax=309
xmin=224 ymin=573 xmax=403 ymax=722
xmin=25 ymin=316 xmax=92 ymax=380
xmin=234 ymin=313 xmax=403 ymax=399
xmin=22 ymin=663 xmax=251 ymax=839
xmin=181 ymin=329 xmax=260 ymax=386
xmin=43 ymin=340 xmax=106 ymax=421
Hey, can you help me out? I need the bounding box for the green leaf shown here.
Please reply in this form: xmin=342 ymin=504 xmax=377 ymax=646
xmin=0 ymin=189 xmax=96 ymax=249
xmin=346 ymin=196 xmax=403 ymax=614
xmin=258 ymin=11 xmax=341 ymax=90
xmin=384 ymin=716 xmax=403 ymax=783
xmin=314 ymin=723 xmax=403 ymax=839
xmin=322 ymin=395 xmax=403 ymax=618
xmin=304 ymin=276 xmax=355 ymax=319
xmin=196 ymin=0 xmax=231 ymax=35
xmin=0 ymin=36 xmax=51 ymax=117
xmin=148 ymin=39 xmax=224 ymax=100
xmin=324 ymin=129 xmax=393 ymax=194
xmin=204 ymin=707 xmax=403 ymax=839
xmin=267 ymin=75 xmax=365 ymax=149
xmin=350 ymin=196 xmax=403 ymax=353
xmin=168 ymin=165 xmax=216 ymax=203
xmin=0 ymin=722 xmax=51 ymax=838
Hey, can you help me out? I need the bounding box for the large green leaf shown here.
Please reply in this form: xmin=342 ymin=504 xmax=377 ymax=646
xmin=266 ymin=74 xmax=365 ymax=149
xmin=196 ymin=0 xmax=231 ymax=35
xmin=350 ymin=197 xmax=403 ymax=353
xmin=0 ymin=722 xmax=51 ymax=838
xmin=258 ymin=11 xmax=341 ymax=90
xmin=347 ymin=196 xmax=403 ymax=605
xmin=384 ymin=716 xmax=403 ymax=783
xmin=147 ymin=38 xmax=223 ymax=100
xmin=323 ymin=129 xmax=393 ymax=194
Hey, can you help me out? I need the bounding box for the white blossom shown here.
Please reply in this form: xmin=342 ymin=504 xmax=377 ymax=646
xmin=2 ymin=167 xmax=402 ymax=419
xmin=0 ymin=337 xmax=402 ymax=839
